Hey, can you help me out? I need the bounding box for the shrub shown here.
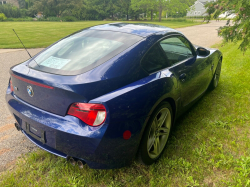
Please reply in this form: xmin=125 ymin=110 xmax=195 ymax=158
xmin=37 ymin=16 xmax=77 ymax=22
xmin=4 ymin=17 xmax=33 ymax=21
xmin=0 ymin=13 xmax=7 ymax=21
xmin=63 ymin=16 xmax=77 ymax=22
xmin=37 ymin=17 xmax=47 ymax=21
xmin=47 ymin=17 xmax=62 ymax=21
xmin=38 ymin=17 xmax=65 ymax=22
xmin=0 ymin=4 xmax=21 ymax=18
xmin=5 ymin=18 xmax=14 ymax=21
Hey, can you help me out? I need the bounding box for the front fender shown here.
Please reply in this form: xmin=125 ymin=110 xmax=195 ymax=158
xmin=208 ymin=49 xmax=223 ymax=76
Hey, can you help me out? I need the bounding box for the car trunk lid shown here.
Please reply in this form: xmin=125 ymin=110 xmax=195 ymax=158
xmin=10 ymin=64 xmax=88 ymax=116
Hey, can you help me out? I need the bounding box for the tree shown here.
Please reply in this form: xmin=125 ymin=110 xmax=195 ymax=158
xmin=0 ymin=4 xmax=22 ymax=18
xmin=18 ymin=0 xmax=26 ymax=9
xmin=25 ymin=0 xmax=34 ymax=9
xmin=131 ymin=0 xmax=196 ymax=21
xmin=131 ymin=0 xmax=157 ymax=21
xmin=131 ymin=0 xmax=170 ymax=22
xmin=32 ymin=0 xmax=79 ymax=17
xmin=170 ymin=0 xmax=196 ymax=18
xmin=118 ymin=0 xmax=132 ymax=21
xmin=0 ymin=13 xmax=7 ymax=21
xmin=84 ymin=0 xmax=120 ymax=20
xmin=205 ymin=0 xmax=250 ymax=52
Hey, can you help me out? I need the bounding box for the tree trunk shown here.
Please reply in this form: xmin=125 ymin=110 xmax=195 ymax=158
xmin=127 ymin=8 xmax=129 ymax=21
xmin=159 ymin=7 xmax=162 ymax=22
xmin=151 ymin=10 xmax=153 ymax=21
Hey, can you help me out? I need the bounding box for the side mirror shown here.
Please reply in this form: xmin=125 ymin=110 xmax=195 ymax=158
xmin=197 ymin=47 xmax=210 ymax=57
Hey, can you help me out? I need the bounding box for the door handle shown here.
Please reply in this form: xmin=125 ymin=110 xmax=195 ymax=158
xmin=179 ymin=73 xmax=187 ymax=82
xmin=211 ymin=64 xmax=214 ymax=71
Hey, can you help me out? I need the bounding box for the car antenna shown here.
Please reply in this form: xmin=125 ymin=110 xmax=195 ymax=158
xmin=13 ymin=29 xmax=40 ymax=67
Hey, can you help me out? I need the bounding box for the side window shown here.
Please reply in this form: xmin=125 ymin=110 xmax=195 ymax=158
xmin=160 ymin=36 xmax=194 ymax=66
xmin=141 ymin=44 xmax=169 ymax=74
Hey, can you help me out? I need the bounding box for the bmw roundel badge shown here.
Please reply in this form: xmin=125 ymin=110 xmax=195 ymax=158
xmin=27 ymin=86 xmax=34 ymax=97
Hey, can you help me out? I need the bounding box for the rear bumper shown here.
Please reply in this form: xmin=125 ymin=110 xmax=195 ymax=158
xmin=5 ymin=92 xmax=142 ymax=169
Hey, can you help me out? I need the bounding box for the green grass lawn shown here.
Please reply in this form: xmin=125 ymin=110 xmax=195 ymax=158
xmin=1 ymin=42 xmax=250 ymax=187
xmin=0 ymin=20 xmax=202 ymax=49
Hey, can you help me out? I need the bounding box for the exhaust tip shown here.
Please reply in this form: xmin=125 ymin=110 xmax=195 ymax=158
xmin=69 ymin=157 xmax=76 ymax=166
xmin=15 ymin=122 xmax=21 ymax=131
xmin=77 ymin=160 xmax=85 ymax=169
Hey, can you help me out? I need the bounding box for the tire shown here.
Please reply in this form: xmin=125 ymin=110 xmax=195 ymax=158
xmin=137 ymin=102 xmax=173 ymax=165
xmin=209 ymin=59 xmax=222 ymax=90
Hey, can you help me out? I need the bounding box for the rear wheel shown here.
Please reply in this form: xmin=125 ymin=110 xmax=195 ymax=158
xmin=210 ymin=59 xmax=222 ymax=90
xmin=137 ymin=102 xmax=173 ymax=165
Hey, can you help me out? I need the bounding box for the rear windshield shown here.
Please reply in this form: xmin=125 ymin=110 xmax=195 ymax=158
xmin=29 ymin=30 xmax=142 ymax=75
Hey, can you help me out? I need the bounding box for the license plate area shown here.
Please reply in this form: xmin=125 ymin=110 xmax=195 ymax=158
xmin=24 ymin=122 xmax=46 ymax=144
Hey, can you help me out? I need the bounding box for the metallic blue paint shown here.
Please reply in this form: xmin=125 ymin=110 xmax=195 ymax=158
xmin=6 ymin=23 xmax=222 ymax=169
xmin=90 ymin=23 xmax=181 ymax=37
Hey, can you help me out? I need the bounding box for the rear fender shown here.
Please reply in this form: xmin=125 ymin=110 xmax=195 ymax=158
xmin=90 ymin=71 xmax=179 ymax=160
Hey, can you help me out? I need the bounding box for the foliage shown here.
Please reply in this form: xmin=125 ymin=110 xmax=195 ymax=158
xmin=83 ymin=0 xmax=117 ymax=20
xmin=0 ymin=41 xmax=250 ymax=186
xmin=5 ymin=17 xmax=33 ymax=21
xmin=84 ymin=0 xmax=136 ymax=21
xmin=118 ymin=0 xmax=133 ymax=21
xmin=12 ymin=0 xmax=198 ymax=21
xmin=0 ymin=4 xmax=21 ymax=18
xmin=0 ymin=13 xmax=7 ymax=21
xmin=205 ymin=0 xmax=250 ymax=52
xmin=14 ymin=0 xmax=202 ymax=20
xmin=168 ymin=0 xmax=197 ymax=18
xmin=38 ymin=16 xmax=62 ymax=21
xmin=131 ymin=0 xmax=157 ymax=21
xmin=38 ymin=16 xmax=78 ymax=22
xmin=18 ymin=0 xmax=26 ymax=9
xmin=131 ymin=0 xmax=196 ymax=21
xmin=63 ymin=16 xmax=77 ymax=22
xmin=31 ymin=0 xmax=80 ymax=17
xmin=18 ymin=0 xmax=34 ymax=9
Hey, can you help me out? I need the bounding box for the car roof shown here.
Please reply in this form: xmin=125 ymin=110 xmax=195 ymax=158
xmin=89 ymin=23 xmax=181 ymax=37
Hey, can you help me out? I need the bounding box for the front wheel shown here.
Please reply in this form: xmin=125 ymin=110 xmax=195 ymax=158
xmin=209 ymin=59 xmax=222 ymax=90
xmin=137 ymin=102 xmax=173 ymax=165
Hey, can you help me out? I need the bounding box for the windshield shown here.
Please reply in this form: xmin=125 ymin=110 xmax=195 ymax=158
xmin=29 ymin=30 xmax=142 ymax=75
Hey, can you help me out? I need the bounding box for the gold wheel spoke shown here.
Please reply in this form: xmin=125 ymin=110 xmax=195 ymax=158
xmin=157 ymin=110 xmax=168 ymax=128
xmin=147 ymin=137 xmax=155 ymax=152
xmin=159 ymin=127 xmax=168 ymax=132
xmin=153 ymin=118 xmax=158 ymax=131
xmin=152 ymin=137 xmax=160 ymax=155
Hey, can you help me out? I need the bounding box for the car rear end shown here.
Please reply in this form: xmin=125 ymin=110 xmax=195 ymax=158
xmin=5 ymin=29 xmax=147 ymax=169
xmin=6 ymin=69 xmax=111 ymax=168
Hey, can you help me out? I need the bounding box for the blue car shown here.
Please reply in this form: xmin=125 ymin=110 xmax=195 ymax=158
xmin=6 ymin=23 xmax=222 ymax=169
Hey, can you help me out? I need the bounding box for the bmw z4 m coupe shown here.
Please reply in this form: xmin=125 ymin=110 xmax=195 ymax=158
xmin=6 ymin=23 xmax=222 ymax=169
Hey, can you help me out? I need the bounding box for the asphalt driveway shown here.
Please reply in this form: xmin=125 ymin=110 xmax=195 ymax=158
xmin=0 ymin=20 xmax=227 ymax=172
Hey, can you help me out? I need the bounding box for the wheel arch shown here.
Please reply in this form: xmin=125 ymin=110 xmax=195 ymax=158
xmin=144 ymin=96 xmax=177 ymax=128
xmin=138 ymin=96 xmax=177 ymax=146
xmin=136 ymin=96 xmax=177 ymax=161
xmin=162 ymin=97 xmax=176 ymax=124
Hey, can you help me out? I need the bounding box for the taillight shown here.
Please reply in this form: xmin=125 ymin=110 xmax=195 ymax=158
xmin=10 ymin=79 xmax=14 ymax=92
xmin=67 ymin=103 xmax=106 ymax=126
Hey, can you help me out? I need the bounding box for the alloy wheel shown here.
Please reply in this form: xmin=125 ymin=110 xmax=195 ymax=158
xmin=147 ymin=108 xmax=171 ymax=159
xmin=214 ymin=61 xmax=222 ymax=88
